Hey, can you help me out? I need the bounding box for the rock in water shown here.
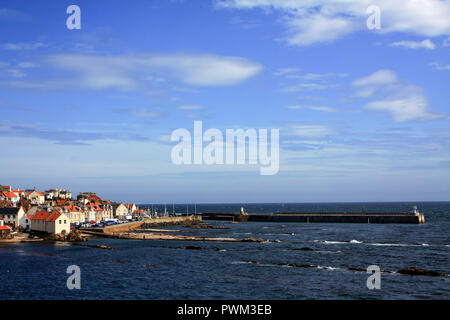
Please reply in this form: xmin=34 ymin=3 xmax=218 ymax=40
xmin=292 ymin=247 xmax=314 ymax=251
xmin=397 ymin=267 xmax=447 ymax=277
xmin=67 ymin=229 xmax=88 ymax=242
xmin=185 ymin=245 xmax=202 ymax=250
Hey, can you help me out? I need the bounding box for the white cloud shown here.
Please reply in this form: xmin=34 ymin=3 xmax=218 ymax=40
xmin=216 ymin=0 xmax=450 ymax=46
xmin=430 ymin=62 xmax=450 ymax=71
xmin=122 ymin=109 xmax=161 ymax=118
xmin=5 ymin=69 xmax=26 ymax=78
xmin=273 ymin=67 xmax=301 ymax=76
xmin=284 ymin=13 xmax=356 ymax=46
xmin=287 ymin=105 xmax=336 ymax=112
xmin=390 ymin=39 xmax=436 ymax=49
xmin=288 ymin=124 xmax=335 ymax=138
xmin=365 ymin=94 xmax=439 ymax=122
xmin=281 ymin=82 xmax=328 ymax=92
xmin=2 ymin=42 xmax=46 ymax=50
xmin=292 ymin=72 xmax=348 ymax=81
xmin=0 ymin=8 xmax=31 ymax=21
xmin=353 ymin=70 xmax=439 ymax=122
xmin=352 ymin=69 xmax=398 ymax=97
xmin=45 ymin=53 xmax=262 ymax=90
xmin=177 ymin=105 xmax=205 ymax=110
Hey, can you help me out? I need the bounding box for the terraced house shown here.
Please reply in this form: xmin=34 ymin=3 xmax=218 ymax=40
xmin=30 ymin=209 xmax=70 ymax=234
xmin=0 ymin=207 xmax=26 ymax=228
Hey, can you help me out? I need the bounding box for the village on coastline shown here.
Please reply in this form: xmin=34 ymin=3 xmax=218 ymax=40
xmin=0 ymin=183 xmax=155 ymax=240
xmin=0 ymin=182 xmax=270 ymax=245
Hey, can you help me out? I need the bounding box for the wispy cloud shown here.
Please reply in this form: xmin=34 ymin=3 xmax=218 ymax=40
xmin=4 ymin=69 xmax=26 ymax=78
xmin=120 ymin=109 xmax=162 ymax=119
xmin=0 ymin=8 xmax=31 ymax=22
xmin=276 ymin=68 xmax=345 ymax=92
xmin=287 ymin=105 xmax=336 ymax=112
xmin=285 ymin=124 xmax=335 ymax=138
xmin=177 ymin=105 xmax=205 ymax=110
xmin=352 ymin=69 xmax=398 ymax=98
xmin=390 ymin=39 xmax=436 ymax=50
xmin=281 ymin=82 xmax=329 ymax=92
xmin=273 ymin=67 xmax=301 ymax=77
xmin=216 ymin=0 xmax=450 ymax=46
xmin=353 ymin=70 xmax=440 ymax=122
xmin=430 ymin=62 xmax=450 ymax=71
xmin=364 ymin=92 xmax=439 ymax=122
xmin=0 ymin=120 xmax=151 ymax=145
xmin=45 ymin=53 xmax=262 ymax=90
xmin=2 ymin=42 xmax=46 ymax=50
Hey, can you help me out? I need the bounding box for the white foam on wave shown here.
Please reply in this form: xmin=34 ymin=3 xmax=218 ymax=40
xmin=323 ymin=241 xmax=347 ymax=244
xmin=315 ymin=239 xmax=433 ymax=247
xmin=317 ymin=265 xmax=340 ymax=271
xmin=368 ymin=243 xmax=429 ymax=247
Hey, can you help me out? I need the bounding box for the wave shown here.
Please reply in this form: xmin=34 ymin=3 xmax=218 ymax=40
xmin=314 ymin=239 xmax=432 ymax=247
xmin=369 ymin=243 xmax=429 ymax=247
xmin=314 ymin=240 xmax=348 ymax=244
xmin=317 ymin=265 xmax=341 ymax=271
xmin=233 ymin=260 xmax=448 ymax=277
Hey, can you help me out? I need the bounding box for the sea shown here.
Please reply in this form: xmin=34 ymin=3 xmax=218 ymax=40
xmin=0 ymin=202 xmax=449 ymax=300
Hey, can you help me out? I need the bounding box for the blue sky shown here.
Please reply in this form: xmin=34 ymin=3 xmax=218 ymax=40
xmin=0 ymin=0 xmax=449 ymax=203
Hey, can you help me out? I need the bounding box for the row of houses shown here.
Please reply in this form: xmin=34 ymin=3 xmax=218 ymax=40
xmin=0 ymin=189 xmax=72 ymax=206
xmin=0 ymin=207 xmax=70 ymax=235
xmin=0 ymin=184 xmax=142 ymax=234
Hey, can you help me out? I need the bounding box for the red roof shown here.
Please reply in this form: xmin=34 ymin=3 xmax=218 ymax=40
xmin=31 ymin=210 xmax=63 ymax=222
xmin=27 ymin=191 xmax=44 ymax=196
xmin=0 ymin=200 xmax=13 ymax=207
xmin=46 ymin=212 xmax=61 ymax=222
xmin=31 ymin=211 xmax=51 ymax=220
xmin=2 ymin=191 xmax=18 ymax=198
xmin=0 ymin=226 xmax=11 ymax=231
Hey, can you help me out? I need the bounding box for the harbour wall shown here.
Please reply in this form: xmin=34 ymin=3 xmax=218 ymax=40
xmin=201 ymin=213 xmax=425 ymax=224
xmin=92 ymin=216 xmax=203 ymax=234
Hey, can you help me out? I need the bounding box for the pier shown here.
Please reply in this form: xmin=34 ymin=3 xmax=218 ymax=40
xmin=201 ymin=211 xmax=425 ymax=224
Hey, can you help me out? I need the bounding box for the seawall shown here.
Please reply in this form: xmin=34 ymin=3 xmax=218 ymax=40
xmin=201 ymin=212 xmax=425 ymax=224
xmin=83 ymin=215 xmax=203 ymax=234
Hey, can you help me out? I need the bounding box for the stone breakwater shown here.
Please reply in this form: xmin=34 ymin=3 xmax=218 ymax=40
xmin=202 ymin=212 xmax=425 ymax=224
xmin=111 ymin=232 xmax=266 ymax=242
xmin=98 ymin=215 xmax=203 ymax=234
xmin=81 ymin=216 xmax=271 ymax=243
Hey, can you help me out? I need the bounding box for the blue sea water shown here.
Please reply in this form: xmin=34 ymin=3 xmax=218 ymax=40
xmin=0 ymin=202 xmax=449 ymax=300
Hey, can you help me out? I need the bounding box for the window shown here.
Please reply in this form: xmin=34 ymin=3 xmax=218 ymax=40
xmin=59 ymin=220 xmax=61 ymax=224
xmin=64 ymin=220 xmax=66 ymax=224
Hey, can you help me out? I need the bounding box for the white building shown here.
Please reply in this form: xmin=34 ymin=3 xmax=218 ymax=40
xmin=30 ymin=209 xmax=70 ymax=234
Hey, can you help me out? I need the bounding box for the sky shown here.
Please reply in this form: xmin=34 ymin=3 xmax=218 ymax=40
xmin=0 ymin=0 xmax=449 ymax=203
